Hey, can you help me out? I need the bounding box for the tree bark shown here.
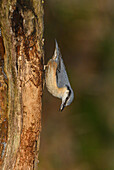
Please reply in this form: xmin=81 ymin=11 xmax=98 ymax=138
xmin=0 ymin=0 xmax=44 ymax=169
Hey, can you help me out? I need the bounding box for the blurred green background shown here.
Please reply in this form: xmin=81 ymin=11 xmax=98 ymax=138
xmin=39 ymin=0 xmax=114 ymax=170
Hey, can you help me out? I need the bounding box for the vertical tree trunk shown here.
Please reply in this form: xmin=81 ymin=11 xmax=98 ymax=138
xmin=0 ymin=0 xmax=44 ymax=169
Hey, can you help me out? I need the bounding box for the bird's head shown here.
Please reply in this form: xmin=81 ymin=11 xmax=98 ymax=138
xmin=60 ymin=85 xmax=74 ymax=111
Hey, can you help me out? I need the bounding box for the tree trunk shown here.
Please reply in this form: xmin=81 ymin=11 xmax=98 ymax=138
xmin=0 ymin=0 xmax=44 ymax=169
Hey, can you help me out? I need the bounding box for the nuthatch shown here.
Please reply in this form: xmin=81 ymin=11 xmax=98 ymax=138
xmin=45 ymin=40 xmax=74 ymax=111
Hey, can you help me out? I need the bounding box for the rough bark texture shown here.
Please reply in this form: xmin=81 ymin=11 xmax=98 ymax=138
xmin=0 ymin=0 xmax=44 ymax=169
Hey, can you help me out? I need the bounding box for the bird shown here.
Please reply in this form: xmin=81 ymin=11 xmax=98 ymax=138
xmin=45 ymin=40 xmax=74 ymax=111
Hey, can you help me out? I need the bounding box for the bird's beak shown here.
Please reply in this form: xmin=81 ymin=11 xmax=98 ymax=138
xmin=60 ymin=104 xmax=65 ymax=112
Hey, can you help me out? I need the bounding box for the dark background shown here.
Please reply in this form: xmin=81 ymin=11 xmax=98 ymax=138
xmin=39 ymin=0 xmax=114 ymax=170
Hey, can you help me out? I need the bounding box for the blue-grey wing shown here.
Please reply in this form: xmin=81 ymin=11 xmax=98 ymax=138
xmin=54 ymin=40 xmax=72 ymax=88
xmin=56 ymin=55 xmax=71 ymax=88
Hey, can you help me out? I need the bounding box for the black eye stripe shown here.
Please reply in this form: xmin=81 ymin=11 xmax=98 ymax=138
xmin=66 ymin=85 xmax=71 ymax=96
xmin=63 ymin=85 xmax=71 ymax=107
